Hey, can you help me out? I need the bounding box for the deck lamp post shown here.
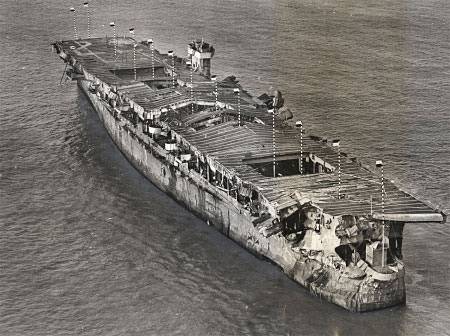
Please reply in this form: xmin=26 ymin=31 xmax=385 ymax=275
xmin=211 ymin=75 xmax=218 ymax=111
xmin=129 ymin=28 xmax=136 ymax=80
xmin=269 ymin=108 xmax=276 ymax=178
xmin=295 ymin=120 xmax=303 ymax=175
xmin=332 ymin=139 xmax=341 ymax=198
xmin=70 ymin=7 xmax=78 ymax=40
xmin=110 ymin=22 xmax=117 ymax=59
xmin=186 ymin=60 xmax=194 ymax=114
xmin=376 ymin=159 xmax=386 ymax=268
xmin=83 ymin=2 xmax=90 ymax=38
xmin=168 ymin=50 xmax=175 ymax=88
xmin=147 ymin=39 xmax=155 ymax=79
xmin=234 ymin=88 xmax=241 ymax=126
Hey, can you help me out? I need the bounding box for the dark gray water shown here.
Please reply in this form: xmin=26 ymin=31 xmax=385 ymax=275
xmin=1 ymin=0 xmax=449 ymax=335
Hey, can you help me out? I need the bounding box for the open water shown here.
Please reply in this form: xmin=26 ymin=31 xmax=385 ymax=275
xmin=1 ymin=0 xmax=449 ymax=335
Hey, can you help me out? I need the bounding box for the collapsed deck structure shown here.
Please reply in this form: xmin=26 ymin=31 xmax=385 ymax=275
xmin=52 ymin=35 xmax=445 ymax=312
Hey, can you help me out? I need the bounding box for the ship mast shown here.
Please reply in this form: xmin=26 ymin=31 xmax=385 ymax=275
xmin=83 ymin=2 xmax=90 ymax=39
xmin=129 ymin=28 xmax=136 ymax=80
xmin=376 ymin=160 xmax=386 ymax=268
xmin=69 ymin=7 xmax=78 ymax=40
xmin=333 ymin=139 xmax=341 ymax=198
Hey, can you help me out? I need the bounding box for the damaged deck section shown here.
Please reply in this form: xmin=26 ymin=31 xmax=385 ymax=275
xmin=53 ymin=36 xmax=446 ymax=311
xmin=57 ymin=37 xmax=443 ymax=221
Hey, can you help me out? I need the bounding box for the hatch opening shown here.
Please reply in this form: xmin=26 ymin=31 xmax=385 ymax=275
xmin=244 ymin=153 xmax=335 ymax=177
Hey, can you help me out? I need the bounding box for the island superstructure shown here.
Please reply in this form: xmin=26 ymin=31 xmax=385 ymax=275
xmin=52 ymin=35 xmax=445 ymax=312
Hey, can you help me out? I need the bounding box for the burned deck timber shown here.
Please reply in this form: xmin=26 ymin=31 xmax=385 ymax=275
xmin=52 ymin=36 xmax=446 ymax=312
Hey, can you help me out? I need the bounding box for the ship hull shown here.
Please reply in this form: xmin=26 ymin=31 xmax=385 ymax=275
xmin=78 ymin=79 xmax=406 ymax=312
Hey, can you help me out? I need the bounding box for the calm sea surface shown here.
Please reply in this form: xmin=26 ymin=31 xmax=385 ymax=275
xmin=1 ymin=0 xmax=449 ymax=335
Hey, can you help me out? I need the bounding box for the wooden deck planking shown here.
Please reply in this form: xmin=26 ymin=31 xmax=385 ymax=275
xmin=57 ymin=37 xmax=443 ymax=219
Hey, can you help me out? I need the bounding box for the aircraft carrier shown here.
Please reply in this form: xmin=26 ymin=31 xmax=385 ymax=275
xmin=51 ymin=33 xmax=445 ymax=312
